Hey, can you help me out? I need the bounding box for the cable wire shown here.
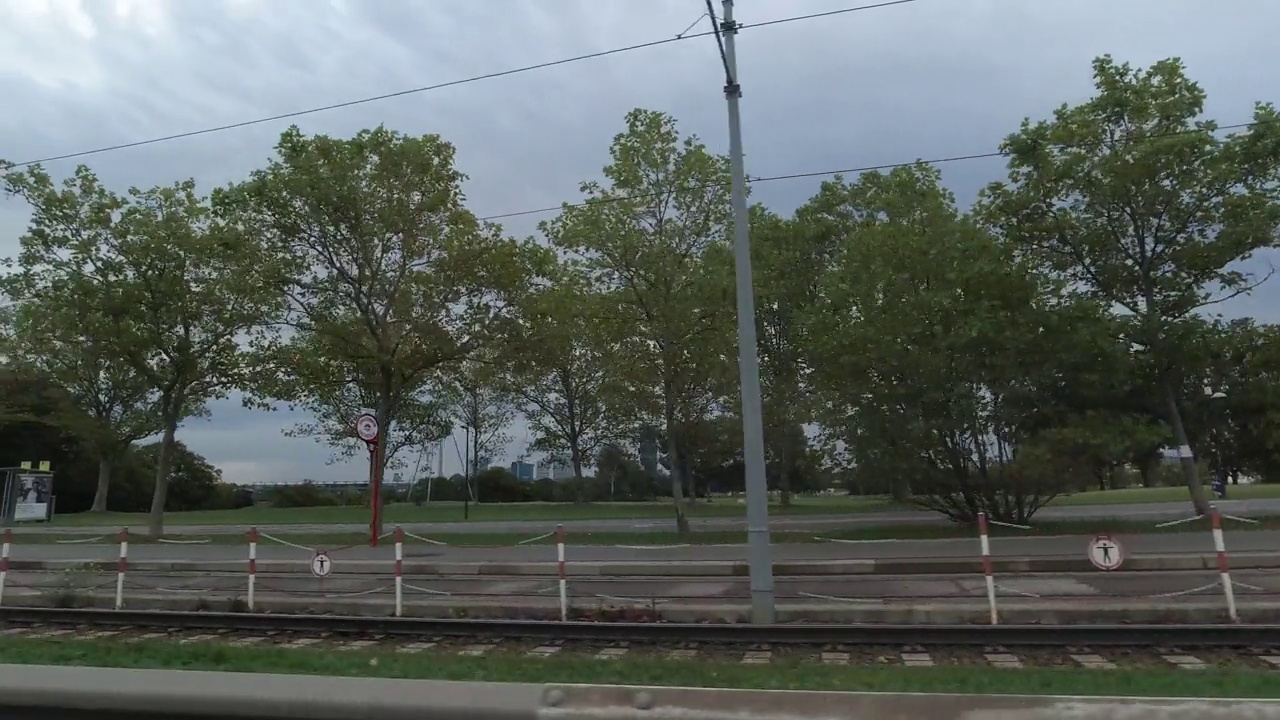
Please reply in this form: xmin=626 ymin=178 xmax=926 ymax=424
xmin=5 ymin=0 xmax=920 ymax=169
xmin=478 ymin=120 xmax=1269 ymax=222
xmin=704 ymin=0 xmax=733 ymax=85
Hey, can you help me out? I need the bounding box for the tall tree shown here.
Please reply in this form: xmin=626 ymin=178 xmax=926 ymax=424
xmin=3 ymin=166 xmax=281 ymax=535
xmin=217 ymin=125 xmax=541 ymax=533
xmin=0 ymin=299 xmax=159 ymax=511
xmin=980 ymin=55 xmax=1280 ymax=514
xmin=801 ymin=165 xmax=1096 ymax=523
xmin=750 ymin=207 xmax=832 ymax=505
xmin=543 ymin=108 xmax=736 ymax=534
xmin=502 ymin=267 xmax=619 ymax=485
xmin=449 ymin=361 xmax=516 ymax=501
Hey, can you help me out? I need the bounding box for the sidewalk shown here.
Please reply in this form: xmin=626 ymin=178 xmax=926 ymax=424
xmin=8 ymin=551 xmax=1280 ymax=576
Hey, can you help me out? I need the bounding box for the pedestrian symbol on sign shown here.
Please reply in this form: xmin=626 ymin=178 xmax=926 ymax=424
xmin=1087 ymin=535 xmax=1123 ymax=571
xmin=310 ymin=552 xmax=333 ymax=578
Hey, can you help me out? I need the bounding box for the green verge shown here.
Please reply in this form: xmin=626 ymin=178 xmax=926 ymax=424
xmin=45 ymin=496 xmax=898 ymax=528
xmin=12 ymin=516 xmax=1280 ymax=546
xmin=0 ymin=637 xmax=1276 ymax=698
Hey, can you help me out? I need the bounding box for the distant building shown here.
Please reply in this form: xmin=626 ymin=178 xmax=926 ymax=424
xmin=509 ymin=461 xmax=535 ymax=481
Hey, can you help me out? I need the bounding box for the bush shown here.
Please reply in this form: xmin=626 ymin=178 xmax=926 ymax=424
xmin=263 ymin=483 xmax=341 ymax=508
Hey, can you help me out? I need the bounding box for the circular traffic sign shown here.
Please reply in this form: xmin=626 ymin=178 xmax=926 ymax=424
xmin=310 ymin=552 xmax=333 ymax=578
xmin=1087 ymin=535 xmax=1123 ymax=571
xmin=355 ymin=413 xmax=379 ymax=443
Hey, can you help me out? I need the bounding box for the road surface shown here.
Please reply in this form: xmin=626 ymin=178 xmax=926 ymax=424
xmin=9 ymin=497 xmax=1280 ymax=536
xmin=8 ymin=528 xmax=1279 ymax=563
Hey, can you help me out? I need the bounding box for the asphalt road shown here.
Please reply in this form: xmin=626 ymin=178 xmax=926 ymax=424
xmin=8 ymin=529 xmax=1280 ymax=563
xmin=9 ymin=497 xmax=1280 ymax=537
xmin=9 ymin=568 xmax=1279 ymax=603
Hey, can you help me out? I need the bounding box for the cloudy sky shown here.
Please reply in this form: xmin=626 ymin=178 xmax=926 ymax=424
xmin=2 ymin=0 xmax=1276 ymax=485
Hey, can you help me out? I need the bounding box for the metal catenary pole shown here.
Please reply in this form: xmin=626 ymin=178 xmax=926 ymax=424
xmin=718 ymin=0 xmax=775 ymax=624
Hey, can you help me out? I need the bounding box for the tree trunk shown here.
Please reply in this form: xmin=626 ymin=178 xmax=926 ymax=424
xmin=91 ymin=458 xmax=112 ymax=512
xmin=663 ymin=389 xmax=689 ymax=535
xmin=570 ymin=446 xmax=586 ymax=503
xmin=1162 ymin=379 xmax=1211 ymax=515
xmin=777 ymin=429 xmax=792 ymax=508
xmin=1138 ymin=456 xmax=1155 ymax=488
xmin=147 ymin=417 xmax=179 ymax=537
xmin=372 ymin=389 xmax=393 ymax=538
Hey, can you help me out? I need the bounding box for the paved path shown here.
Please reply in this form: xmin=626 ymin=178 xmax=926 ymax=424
xmin=8 ymin=528 xmax=1279 ymax=563
xmin=10 ymin=567 xmax=1279 ymax=603
xmin=10 ymin=497 xmax=1280 ymax=537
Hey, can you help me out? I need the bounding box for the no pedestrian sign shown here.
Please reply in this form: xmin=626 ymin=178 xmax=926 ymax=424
xmin=355 ymin=413 xmax=379 ymax=444
xmin=1087 ymin=535 xmax=1123 ymax=571
xmin=310 ymin=552 xmax=333 ymax=578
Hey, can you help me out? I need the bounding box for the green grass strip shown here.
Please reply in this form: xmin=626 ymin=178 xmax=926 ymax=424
xmin=14 ymin=515 xmax=1280 ymax=546
xmin=0 ymin=637 xmax=1276 ymax=698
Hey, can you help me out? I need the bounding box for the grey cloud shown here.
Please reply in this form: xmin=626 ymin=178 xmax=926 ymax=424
xmin=3 ymin=0 xmax=1277 ymax=483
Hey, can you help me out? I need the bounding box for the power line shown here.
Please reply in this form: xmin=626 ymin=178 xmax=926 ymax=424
xmin=703 ymin=0 xmax=733 ymax=85
xmin=478 ymin=120 xmax=1268 ymax=222
xmin=5 ymin=0 xmax=920 ymax=169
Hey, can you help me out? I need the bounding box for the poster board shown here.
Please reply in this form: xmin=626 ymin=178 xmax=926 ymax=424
xmin=13 ymin=473 xmax=52 ymax=522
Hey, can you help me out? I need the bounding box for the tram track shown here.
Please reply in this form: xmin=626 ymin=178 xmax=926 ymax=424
xmin=3 ymin=606 xmax=1280 ymax=648
xmin=4 ymin=607 xmax=1280 ymax=672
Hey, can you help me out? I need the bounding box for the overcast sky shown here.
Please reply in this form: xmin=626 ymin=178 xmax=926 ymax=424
xmin=2 ymin=0 xmax=1277 ymax=485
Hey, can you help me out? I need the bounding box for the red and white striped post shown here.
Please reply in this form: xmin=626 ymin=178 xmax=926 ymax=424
xmin=0 ymin=529 xmax=11 ymax=607
xmin=247 ymin=527 xmax=258 ymax=611
xmin=977 ymin=512 xmax=998 ymax=625
xmin=556 ymin=524 xmax=567 ymax=621
xmin=394 ymin=526 xmax=404 ymax=618
xmin=115 ymin=528 xmax=129 ymax=610
xmin=1211 ymin=507 xmax=1238 ymax=622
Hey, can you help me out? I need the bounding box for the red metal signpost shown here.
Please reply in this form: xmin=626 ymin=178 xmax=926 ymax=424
xmin=355 ymin=413 xmax=381 ymax=546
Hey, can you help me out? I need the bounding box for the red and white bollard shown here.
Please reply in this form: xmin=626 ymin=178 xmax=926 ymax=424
xmin=977 ymin=512 xmax=997 ymax=625
xmin=1211 ymin=507 xmax=1238 ymax=622
xmin=247 ymin=527 xmax=258 ymax=611
xmin=394 ymin=526 xmax=404 ymax=618
xmin=556 ymin=524 xmax=567 ymax=622
xmin=115 ymin=528 xmax=129 ymax=610
xmin=0 ymin=529 xmax=11 ymax=607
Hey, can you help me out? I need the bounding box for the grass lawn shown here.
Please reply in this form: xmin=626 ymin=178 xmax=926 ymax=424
xmin=17 ymin=515 xmax=1278 ymax=547
xmin=43 ymin=483 xmax=1280 ymax=529
xmin=1051 ymin=484 xmax=1280 ymax=506
xmin=47 ymin=495 xmax=899 ymax=528
xmin=0 ymin=636 xmax=1275 ymax=698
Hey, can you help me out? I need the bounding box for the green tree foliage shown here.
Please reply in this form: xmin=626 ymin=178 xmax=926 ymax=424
xmin=1201 ymin=319 xmax=1280 ymax=482
xmin=0 ymin=295 xmax=159 ymax=512
xmin=2 ymin=167 xmax=280 ymax=535
xmin=448 ymin=361 xmax=517 ymax=502
xmin=801 ymin=165 xmax=1099 ymax=522
xmin=543 ymin=108 xmax=736 ymax=534
xmin=501 ymin=269 xmax=620 ymax=485
xmin=750 ymin=207 xmax=833 ymax=505
xmin=980 ymin=55 xmax=1280 ymax=514
xmin=217 ymin=126 xmax=543 ymax=533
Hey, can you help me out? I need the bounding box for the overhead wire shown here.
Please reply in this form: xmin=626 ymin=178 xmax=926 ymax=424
xmin=703 ymin=0 xmax=733 ymax=85
xmin=478 ymin=120 xmax=1271 ymax=222
xmin=4 ymin=0 xmax=921 ymax=169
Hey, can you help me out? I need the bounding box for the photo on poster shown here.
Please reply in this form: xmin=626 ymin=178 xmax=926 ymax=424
xmin=14 ymin=473 xmax=52 ymax=522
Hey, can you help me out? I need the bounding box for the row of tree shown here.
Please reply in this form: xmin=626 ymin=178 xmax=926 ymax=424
xmin=2 ymin=55 xmax=1279 ymax=533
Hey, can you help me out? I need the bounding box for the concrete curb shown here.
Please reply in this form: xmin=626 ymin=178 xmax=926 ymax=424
xmin=3 ymin=589 xmax=1279 ymax=624
xmin=10 ymin=552 xmax=1279 ymax=576
xmin=4 ymin=665 xmax=1276 ymax=720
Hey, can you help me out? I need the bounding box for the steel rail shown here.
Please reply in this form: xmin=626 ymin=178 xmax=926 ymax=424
xmin=3 ymin=606 xmax=1279 ymax=647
